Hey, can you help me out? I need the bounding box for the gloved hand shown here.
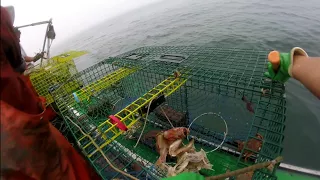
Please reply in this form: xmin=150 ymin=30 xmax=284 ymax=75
xmin=161 ymin=172 xmax=205 ymax=180
xmin=33 ymin=52 xmax=45 ymax=62
xmin=264 ymin=47 xmax=308 ymax=83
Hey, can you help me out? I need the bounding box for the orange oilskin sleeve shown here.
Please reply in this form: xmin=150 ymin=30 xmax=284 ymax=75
xmin=0 ymin=6 xmax=100 ymax=180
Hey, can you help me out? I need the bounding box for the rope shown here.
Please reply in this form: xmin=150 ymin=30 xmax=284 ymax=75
xmin=48 ymin=39 xmax=54 ymax=49
xmin=65 ymin=116 xmax=139 ymax=180
xmin=159 ymin=106 xmax=175 ymax=128
xmin=50 ymin=104 xmax=61 ymax=116
xmin=205 ymin=156 xmax=283 ymax=180
xmin=134 ymin=99 xmax=154 ymax=148
xmin=187 ymin=112 xmax=228 ymax=154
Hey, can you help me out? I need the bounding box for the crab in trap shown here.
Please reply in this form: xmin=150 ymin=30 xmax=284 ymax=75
xmin=155 ymin=127 xmax=213 ymax=177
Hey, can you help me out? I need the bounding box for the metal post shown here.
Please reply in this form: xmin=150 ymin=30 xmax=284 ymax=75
xmin=47 ymin=38 xmax=51 ymax=61
xmin=14 ymin=18 xmax=53 ymax=68
xmin=15 ymin=20 xmax=51 ymax=29
xmin=40 ymin=24 xmax=49 ymax=67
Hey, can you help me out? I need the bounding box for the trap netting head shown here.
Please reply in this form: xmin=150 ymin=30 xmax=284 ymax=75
xmin=52 ymin=46 xmax=286 ymax=180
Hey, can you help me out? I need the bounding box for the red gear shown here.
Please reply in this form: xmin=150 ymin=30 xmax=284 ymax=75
xmin=0 ymin=7 xmax=100 ymax=180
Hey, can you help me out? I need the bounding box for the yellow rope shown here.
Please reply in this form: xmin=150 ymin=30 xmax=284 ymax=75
xmin=66 ymin=116 xmax=139 ymax=180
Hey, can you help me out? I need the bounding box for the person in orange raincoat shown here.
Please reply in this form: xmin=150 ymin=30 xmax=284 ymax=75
xmin=1 ymin=6 xmax=101 ymax=180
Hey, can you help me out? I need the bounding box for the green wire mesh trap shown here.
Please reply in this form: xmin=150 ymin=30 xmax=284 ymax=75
xmin=27 ymin=51 xmax=87 ymax=105
xmin=52 ymin=46 xmax=286 ymax=180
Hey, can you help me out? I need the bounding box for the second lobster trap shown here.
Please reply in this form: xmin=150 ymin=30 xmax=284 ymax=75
xmin=52 ymin=46 xmax=286 ymax=180
xmin=26 ymin=51 xmax=87 ymax=105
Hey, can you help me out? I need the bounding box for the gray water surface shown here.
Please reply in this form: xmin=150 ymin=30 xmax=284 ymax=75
xmin=54 ymin=0 xmax=320 ymax=170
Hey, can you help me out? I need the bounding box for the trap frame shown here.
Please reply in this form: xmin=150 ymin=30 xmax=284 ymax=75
xmin=52 ymin=46 xmax=286 ymax=180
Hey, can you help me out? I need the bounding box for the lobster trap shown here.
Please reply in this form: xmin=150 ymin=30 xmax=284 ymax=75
xmin=27 ymin=51 xmax=87 ymax=105
xmin=52 ymin=46 xmax=286 ymax=180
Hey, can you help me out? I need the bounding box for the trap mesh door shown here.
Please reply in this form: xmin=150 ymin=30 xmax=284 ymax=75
xmin=52 ymin=46 xmax=286 ymax=180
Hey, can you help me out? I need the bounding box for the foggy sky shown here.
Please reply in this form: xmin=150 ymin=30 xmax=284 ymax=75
xmin=2 ymin=0 xmax=161 ymax=56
